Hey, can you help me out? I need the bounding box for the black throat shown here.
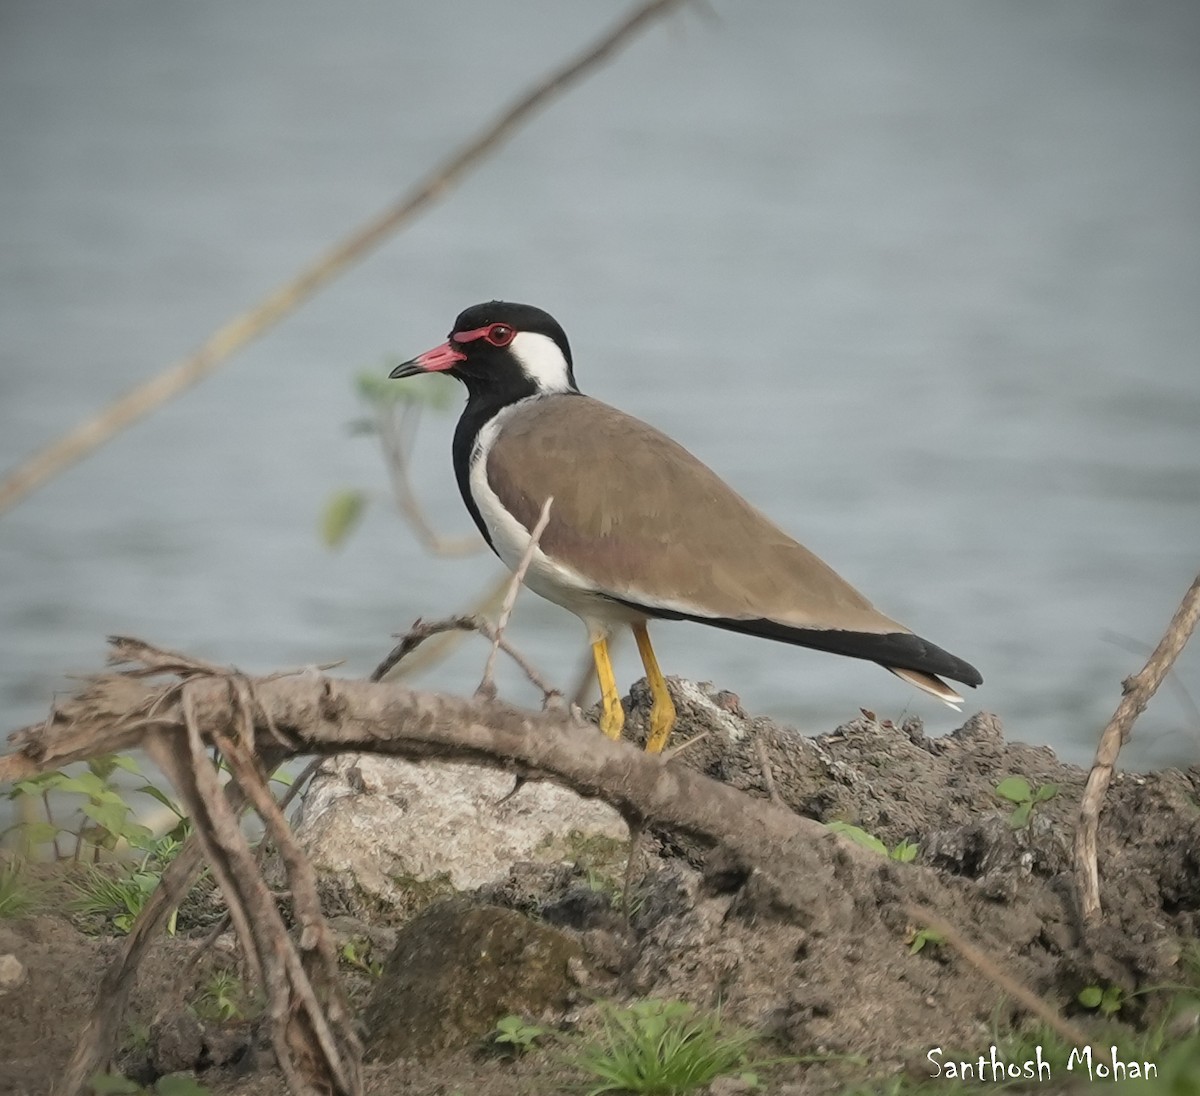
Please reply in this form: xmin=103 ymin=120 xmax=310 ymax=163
xmin=450 ymin=373 xmax=577 ymax=555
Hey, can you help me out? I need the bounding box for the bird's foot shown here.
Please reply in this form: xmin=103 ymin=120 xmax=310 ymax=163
xmin=644 ymin=691 xmax=677 ymax=754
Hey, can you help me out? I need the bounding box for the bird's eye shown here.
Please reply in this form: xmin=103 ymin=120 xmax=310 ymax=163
xmin=485 ymin=323 xmax=515 ymax=347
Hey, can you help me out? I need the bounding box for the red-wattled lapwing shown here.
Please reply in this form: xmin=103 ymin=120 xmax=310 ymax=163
xmin=390 ymin=301 xmax=982 ymax=753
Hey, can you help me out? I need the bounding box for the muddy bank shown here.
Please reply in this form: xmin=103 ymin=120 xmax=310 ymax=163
xmin=1 ymin=678 xmax=1198 ymax=1095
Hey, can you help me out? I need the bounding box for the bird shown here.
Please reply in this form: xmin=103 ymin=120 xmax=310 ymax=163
xmin=390 ymin=301 xmax=982 ymax=753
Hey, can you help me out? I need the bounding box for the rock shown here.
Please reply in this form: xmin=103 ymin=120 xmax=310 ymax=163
xmin=114 ymin=1008 xmax=257 ymax=1086
xmin=0 ymin=953 xmax=26 ymax=994
xmin=363 ymin=898 xmax=583 ymax=1061
xmin=294 ymin=754 xmax=628 ymax=909
xmin=149 ymin=1011 xmax=205 ymax=1076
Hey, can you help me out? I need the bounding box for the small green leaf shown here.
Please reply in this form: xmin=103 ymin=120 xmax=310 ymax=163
xmin=19 ymin=821 xmax=63 ymax=846
xmin=109 ymin=755 xmax=144 ymax=775
xmin=1007 ymin=802 xmax=1033 ymax=829
xmin=890 ymin=840 xmax=919 ymax=863
xmin=58 ymin=773 xmax=108 ymax=797
xmin=1033 ymin=783 xmax=1059 ymax=803
xmin=134 ymin=784 xmax=184 ymax=816
xmin=1100 ymin=986 xmax=1124 ymax=1016
xmin=1078 ymin=986 xmax=1104 ymax=1009
xmin=909 ymin=928 xmax=945 ymax=955
xmin=826 ymin=821 xmax=888 ymax=856
xmin=11 ymin=772 xmax=70 ymax=796
xmin=995 ymin=776 xmax=1032 ymax=803
xmin=320 ymin=489 xmax=368 ymax=549
xmin=81 ymin=800 xmax=130 ymax=836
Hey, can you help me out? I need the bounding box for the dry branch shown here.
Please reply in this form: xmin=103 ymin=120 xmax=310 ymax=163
xmin=53 ymin=825 xmax=215 ymax=1096
xmin=0 ymin=0 xmax=691 ymax=516
xmin=905 ymin=903 xmax=1090 ymax=1050
xmin=1073 ymin=571 xmax=1200 ymax=924
xmin=2 ymin=639 xmax=825 ymax=857
xmin=4 ymin=637 xmax=1091 ymax=1095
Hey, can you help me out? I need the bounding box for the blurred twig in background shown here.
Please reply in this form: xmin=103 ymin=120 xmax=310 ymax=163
xmin=0 ymin=0 xmax=691 ymax=518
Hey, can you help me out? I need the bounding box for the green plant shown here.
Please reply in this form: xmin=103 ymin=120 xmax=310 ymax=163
xmin=568 ymin=998 xmax=765 ymax=1095
xmin=67 ymin=830 xmax=187 ymax=934
xmin=492 ymin=1014 xmax=551 ymax=1054
xmin=826 ymin=821 xmax=888 ymax=855
xmin=193 ymin=969 xmax=253 ymax=1023
xmin=826 ymin=823 xmax=918 ymax=863
xmin=320 ymin=369 xmax=458 ymax=549
xmin=4 ymin=753 xmax=191 ymax=862
xmin=907 ymin=927 xmax=946 ymax=955
xmin=1078 ymin=983 xmax=1125 ymax=1017
xmin=5 ymin=755 xmax=152 ymax=859
xmin=994 ymin=776 xmax=1058 ymax=829
xmin=0 ymin=857 xmax=42 ymax=918
xmin=340 ymin=937 xmax=383 ymax=978
xmin=69 ymin=865 xmax=160 ymax=934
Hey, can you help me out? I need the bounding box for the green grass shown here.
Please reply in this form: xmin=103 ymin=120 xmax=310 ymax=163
xmin=0 ymin=857 xmax=42 ymax=918
xmin=68 ymin=864 xmax=160 ymax=934
xmin=567 ymin=999 xmax=765 ymax=1095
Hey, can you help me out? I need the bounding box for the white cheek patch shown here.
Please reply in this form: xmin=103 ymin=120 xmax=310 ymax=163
xmin=509 ymin=331 xmax=573 ymax=392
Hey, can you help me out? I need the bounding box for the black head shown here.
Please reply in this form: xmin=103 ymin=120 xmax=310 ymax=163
xmin=390 ymin=301 xmax=578 ymax=400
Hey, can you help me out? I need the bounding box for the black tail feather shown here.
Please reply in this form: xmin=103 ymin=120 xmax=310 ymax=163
xmin=626 ymin=603 xmax=982 ymax=688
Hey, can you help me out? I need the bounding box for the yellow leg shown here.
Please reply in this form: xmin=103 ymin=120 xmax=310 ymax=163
xmin=633 ymin=622 xmax=676 ymax=753
xmin=591 ymin=637 xmax=625 ymax=740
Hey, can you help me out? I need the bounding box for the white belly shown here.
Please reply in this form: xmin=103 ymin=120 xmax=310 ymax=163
xmin=468 ymin=404 xmax=645 ymax=643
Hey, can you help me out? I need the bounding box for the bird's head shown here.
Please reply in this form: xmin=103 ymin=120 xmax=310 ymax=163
xmin=390 ymin=301 xmax=577 ymax=399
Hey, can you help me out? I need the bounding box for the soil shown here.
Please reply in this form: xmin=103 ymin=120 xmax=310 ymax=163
xmin=2 ymin=679 xmax=1198 ymax=1096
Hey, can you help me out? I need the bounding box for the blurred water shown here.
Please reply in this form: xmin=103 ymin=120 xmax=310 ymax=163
xmin=1 ymin=0 xmax=1198 ymax=776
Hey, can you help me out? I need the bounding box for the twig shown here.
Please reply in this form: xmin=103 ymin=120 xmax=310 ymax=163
xmin=1099 ymin=628 xmax=1200 ymax=733
xmin=371 ymin=613 xmax=559 ymax=703
xmin=184 ymin=754 xmax=326 ymax=977
xmin=53 ymin=827 xmax=213 ymax=1096
xmin=1073 ymin=571 xmax=1200 ymax=924
xmin=378 ymin=405 xmax=481 ymax=557
xmin=664 ymin=730 xmax=708 ymax=761
xmin=0 ymin=0 xmax=691 ymax=516
xmin=371 ymin=615 xmax=479 ymax=681
xmin=477 ymin=497 xmax=554 ymax=701
xmin=753 ymin=735 xmax=781 ymax=804
xmin=218 ymin=679 xmax=360 ymax=1095
xmin=373 ymin=575 xmax=513 ymax=681
xmin=904 ymin=903 xmax=1091 ymax=1050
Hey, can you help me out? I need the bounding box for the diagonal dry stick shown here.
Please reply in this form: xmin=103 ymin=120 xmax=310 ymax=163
xmin=477 ymin=497 xmax=554 ymax=701
xmin=905 ymin=903 xmax=1091 ymax=1050
xmin=371 ymin=613 xmax=560 ymax=702
xmin=0 ymin=0 xmax=691 ymax=516
xmin=1073 ymin=571 xmax=1200 ymax=924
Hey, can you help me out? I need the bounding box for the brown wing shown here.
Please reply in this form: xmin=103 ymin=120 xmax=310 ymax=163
xmin=485 ymin=393 xmax=901 ymax=634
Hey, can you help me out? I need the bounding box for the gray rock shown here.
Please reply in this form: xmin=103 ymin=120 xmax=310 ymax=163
xmin=294 ymin=754 xmax=628 ymax=904
xmin=0 ymin=953 xmax=26 ymax=994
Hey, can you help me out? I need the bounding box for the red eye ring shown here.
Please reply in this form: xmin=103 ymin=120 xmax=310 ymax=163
xmin=485 ymin=323 xmax=515 ymax=347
